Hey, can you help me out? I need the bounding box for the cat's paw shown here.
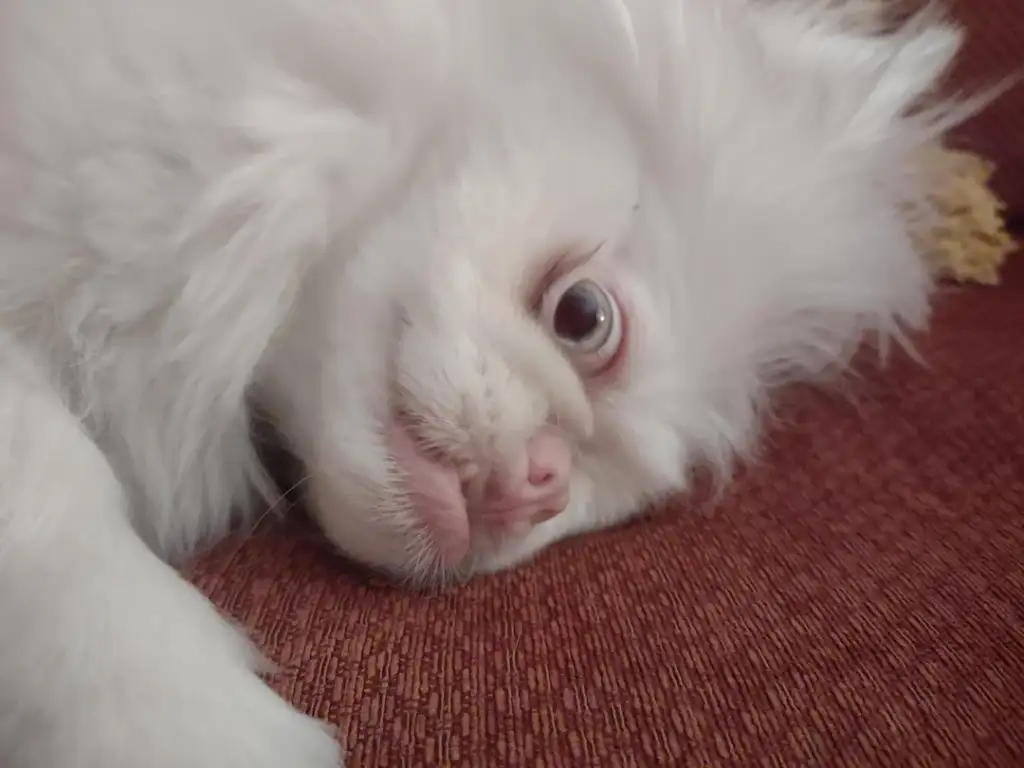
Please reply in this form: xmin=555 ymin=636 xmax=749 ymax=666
xmin=10 ymin=654 xmax=343 ymax=768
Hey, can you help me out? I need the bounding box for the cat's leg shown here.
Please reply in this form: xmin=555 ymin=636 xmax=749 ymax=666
xmin=0 ymin=338 xmax=342 ymax=768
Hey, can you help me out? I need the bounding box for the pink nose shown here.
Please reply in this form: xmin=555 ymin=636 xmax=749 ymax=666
xmin=487 ymin=427 xmax=573 ymax=525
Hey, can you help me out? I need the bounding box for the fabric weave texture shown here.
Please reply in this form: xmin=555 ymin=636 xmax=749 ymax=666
xmin=189 ymin=254 xmax=1024 ymax=766
xmin=950 ymin=0 xmax=1024 ymax=218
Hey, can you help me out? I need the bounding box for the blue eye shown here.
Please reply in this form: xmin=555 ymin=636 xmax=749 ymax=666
xmin=542 ymin=276 xmax=624 ymax=380
xmin=552 ymin=279 xmax=614 ymax=350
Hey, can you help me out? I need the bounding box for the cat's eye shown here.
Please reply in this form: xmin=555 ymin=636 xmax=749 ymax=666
xmin=552 ymin=279 xmax=613 ymax=349
xmin=542 ymin=278 xmax=623 ymax=376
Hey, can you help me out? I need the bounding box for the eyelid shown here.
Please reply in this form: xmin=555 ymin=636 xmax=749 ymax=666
xmin=525 ymin=242 xmax=606 ymax=313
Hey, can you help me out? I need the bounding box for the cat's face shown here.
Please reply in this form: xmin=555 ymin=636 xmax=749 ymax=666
xmin=260 ymin=0 xmax=959 ymax=584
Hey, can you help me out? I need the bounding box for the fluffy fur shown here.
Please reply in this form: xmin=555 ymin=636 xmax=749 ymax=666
xmin=0 ymin=0 xmax=967 ymax=765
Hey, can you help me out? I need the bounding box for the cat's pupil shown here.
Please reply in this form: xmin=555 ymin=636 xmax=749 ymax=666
xmin=553 ymin=282 xmax=604 ymax=342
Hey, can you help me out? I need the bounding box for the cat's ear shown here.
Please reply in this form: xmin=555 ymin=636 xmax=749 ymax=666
xmin=184 ymin=1 xmax=456 ymax=257
xmin=165 ymin=2 xmax=457 ymax=362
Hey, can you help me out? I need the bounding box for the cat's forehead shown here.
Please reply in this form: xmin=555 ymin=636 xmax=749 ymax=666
xmin=423 ymin=115 xmax=641 ymax=294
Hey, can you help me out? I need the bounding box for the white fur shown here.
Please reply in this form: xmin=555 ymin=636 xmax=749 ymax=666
xmin=0 ymin=0 xmax=966 ymax=765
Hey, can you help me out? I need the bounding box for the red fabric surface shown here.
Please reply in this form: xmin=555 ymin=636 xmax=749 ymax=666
xmin=188 ymin=255 xmax=1024 ymax=766
xmin=950 ymin=0 xmax=1024 ymax=216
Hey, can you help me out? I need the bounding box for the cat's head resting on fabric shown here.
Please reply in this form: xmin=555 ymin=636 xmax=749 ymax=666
xmin=257 ymin=0 xmax=964 ymax=585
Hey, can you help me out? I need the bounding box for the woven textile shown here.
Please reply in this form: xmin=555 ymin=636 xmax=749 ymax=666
xmin=188 ymin=253 xmax=1024 ymax=766
xmin=950 ymin=0 xmax=1024 ymax=216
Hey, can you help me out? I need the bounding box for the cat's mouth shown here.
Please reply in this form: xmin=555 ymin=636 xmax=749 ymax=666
xmin=385 ymin=411 xmax=572 ymax=567
xmin=385 ymin=416 xmax=471 ymax=567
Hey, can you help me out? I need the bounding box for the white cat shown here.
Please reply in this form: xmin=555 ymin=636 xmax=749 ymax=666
xmin=0 ymin=0 xmax=970 ymax=765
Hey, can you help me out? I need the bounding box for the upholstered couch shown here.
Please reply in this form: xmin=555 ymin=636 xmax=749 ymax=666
xmin=187 ymin=3 xmax=1023 ymax=765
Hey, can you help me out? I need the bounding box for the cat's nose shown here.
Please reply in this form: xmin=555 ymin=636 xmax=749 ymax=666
xmin=484 ymin=427 xmax=572 ymax=524
xmin=525 ymin=429 xmax=572 ymax=498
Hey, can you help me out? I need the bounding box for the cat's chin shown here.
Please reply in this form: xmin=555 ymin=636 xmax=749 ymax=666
xmin=463 ymin=504 xmax=591 ymax=577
